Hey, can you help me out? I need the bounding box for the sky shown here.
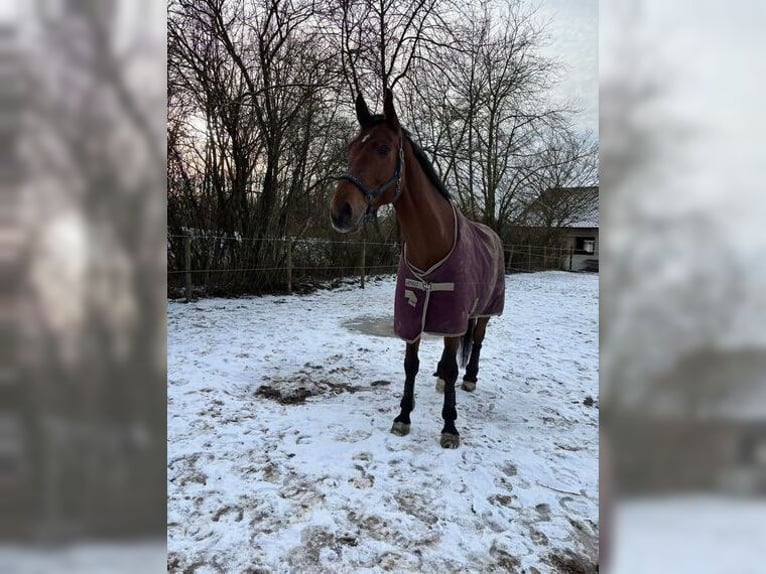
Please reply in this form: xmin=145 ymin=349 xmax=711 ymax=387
xmin=531 ymin=0 xmax=598 ymax=137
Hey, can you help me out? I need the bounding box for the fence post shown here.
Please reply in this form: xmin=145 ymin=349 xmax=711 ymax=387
xmin=184 ymin=235 xmax=192 ymax=303
xmin=286 ymin=237 xmax=293 ymax=294
xmin=507 ymin=245 xmax=513 ymax=273
xmin=543 ymin=245 xmax=547 ymax=269
xmin=569 ymin=245 xmax=574 ymax=271
xmin=359 ymin=237 xmax=366 ymax=289
xmin=527 ymin=244 xmax=532 ymax=272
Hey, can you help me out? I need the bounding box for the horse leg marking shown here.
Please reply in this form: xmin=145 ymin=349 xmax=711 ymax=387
xmin=434 ymin=349 xmax=453 ymax=394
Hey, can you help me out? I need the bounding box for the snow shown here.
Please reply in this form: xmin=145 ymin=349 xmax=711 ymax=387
xmin=611 ymin=496 xmax=766 ymax=574
xmin=167 ymin=271 xmax=599 ymax=572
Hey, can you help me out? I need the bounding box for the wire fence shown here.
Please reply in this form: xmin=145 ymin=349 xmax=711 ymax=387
xmin=167 ymin=233 xmax=598 ymax=299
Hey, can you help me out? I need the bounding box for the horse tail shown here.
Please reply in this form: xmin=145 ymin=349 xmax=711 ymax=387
xmin=460 ymin=318 xmax=476 ymax=368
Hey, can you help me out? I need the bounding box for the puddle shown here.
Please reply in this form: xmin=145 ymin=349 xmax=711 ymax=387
xmin=342 ymin=315 xmax=397 ymax=338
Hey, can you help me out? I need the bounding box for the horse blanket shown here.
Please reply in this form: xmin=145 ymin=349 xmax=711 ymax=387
xmin=394 ymin=204 xmax=506 ymax=343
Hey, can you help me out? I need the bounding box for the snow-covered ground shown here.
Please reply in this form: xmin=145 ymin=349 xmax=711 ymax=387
xmin=167 ymin=271 xmax=599 ymax=573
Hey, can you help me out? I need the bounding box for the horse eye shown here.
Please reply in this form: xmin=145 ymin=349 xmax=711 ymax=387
xmin=377 ymin=144 xmax=391 ymax=156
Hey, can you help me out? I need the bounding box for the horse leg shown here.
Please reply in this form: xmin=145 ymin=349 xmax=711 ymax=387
xmin=434 ymin=356 xmax=447 ymax=393
xmin=439 ymin=337 xmax=461 ymax=448
xmin=391 ymin=340 xmax=420 ymax=436
xmin=433 ymin=345 xmax=451 ymax=393
xmin=462 ymin=317 xmax=489 ymax=392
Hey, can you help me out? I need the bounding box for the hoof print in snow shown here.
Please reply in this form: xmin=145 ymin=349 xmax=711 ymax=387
xmin=583 ymin=395 xmax=595 ymax=407
xmin=535 ymin=503 xmax=552 ymax=521
xmin=530 ymin=527 xmax=550 ymax=547
xmin=335 ymin=428 xmax=372 ymax=443
xmin=489 ymin=541 xmax=521 ymax=571
xmin=349 ymin=475 xmax=375 ymax=489
xmin=371 ymin=379 xmax=391 ymax=387
xmin=546 ymin=550 xmax=598 ymax=574
xmin=352 ymin=451 xmax=373 ymax=462
xmin=349 ymin=463 xmax=375 ymax=489
xmin=440 ymin=433 xmax=460 ymax=448
xmin=461 ymin=380 xmax=477 ymax=392
xmin=337 ymin=533 xmax=359 ymax=547
xmin=348 ymin=474 xmax=375 ymax=490
xmin=212 ymin=505 xmax=244 ymax=522
xmin=391 ymin=421 xmax=410 ymax=436
xmin=488 ymin=494 xmax=515 ymax=508
xmin=393 ymin=491 xmax=438 ymax=525
xmin=501 ymin=462 xmax=518 ymax=477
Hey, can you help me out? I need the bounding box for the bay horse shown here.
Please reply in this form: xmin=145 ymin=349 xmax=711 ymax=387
xmin=330 ymin=88 xmax=505 ymax=448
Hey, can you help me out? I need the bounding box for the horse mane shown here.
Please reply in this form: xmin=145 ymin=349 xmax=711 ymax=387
xmin=367 ymin=115 xmax=451 ymax=202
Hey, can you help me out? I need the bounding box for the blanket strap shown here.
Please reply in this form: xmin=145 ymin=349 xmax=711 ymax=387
xmin=404 ymin=278 xmax=455 ymax=292
xmin=403 ymin=279 xmax=455 ymax=334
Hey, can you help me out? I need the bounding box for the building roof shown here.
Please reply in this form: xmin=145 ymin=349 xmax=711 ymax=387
xmin=566 ymin=186 xmax=599 ymax=228
xmin=523 ymin=186 xmax=599 ymax=229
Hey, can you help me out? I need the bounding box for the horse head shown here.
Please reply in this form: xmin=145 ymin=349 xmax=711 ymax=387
xmin=330 ymin=88 xmax=403 ymax=232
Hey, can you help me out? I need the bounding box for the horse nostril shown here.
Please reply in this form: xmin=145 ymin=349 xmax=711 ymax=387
xmin=332 ymin=201 xmax=354 ymax=230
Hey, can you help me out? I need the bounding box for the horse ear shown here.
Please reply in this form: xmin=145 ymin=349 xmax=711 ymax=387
xmin=355 ymin=93 xmax=373 ymax=127
xmin=383 ymin=87 xmax=399 ymax=128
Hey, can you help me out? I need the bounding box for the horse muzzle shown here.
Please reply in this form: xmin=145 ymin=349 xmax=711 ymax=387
xmin=330 ymin=199 xmax=364 ymax=233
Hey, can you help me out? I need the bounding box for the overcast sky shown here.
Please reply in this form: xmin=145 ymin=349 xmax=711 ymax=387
xmin=531 ymin=0 xmax=598 ymax=137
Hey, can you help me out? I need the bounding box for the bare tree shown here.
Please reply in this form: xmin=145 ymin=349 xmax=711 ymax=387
xmin=400 ymin=0 xmax=567 ymax=238
xmin=516 ymin=127 xmax=599 ymax=240
xmin=168 ymin=0 xmax=353 ymax=292
xmin=331 ymin=0 xmax=452 ymax=101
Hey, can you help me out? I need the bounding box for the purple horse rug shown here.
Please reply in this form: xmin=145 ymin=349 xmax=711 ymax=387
xmin=394 ymin=204 xmax=506 ymax=343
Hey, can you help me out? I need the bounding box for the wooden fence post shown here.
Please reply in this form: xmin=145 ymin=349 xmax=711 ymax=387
xmin=184 ymin=235 xmax=192 ymax=303
xmin=359 ymin=237 xmax=366 ymax=289
xmin=507 ymin=245 xmax=513 ymax=273
xmin=569 ymin=245 xmax=574 ymax=271
xmin=286 ymin=238 xmax=293 ymax=294
xmin=543 ymin=245 xmax=547 ymax=270
xmin=527 ymin=244 xmax=532 ymax=272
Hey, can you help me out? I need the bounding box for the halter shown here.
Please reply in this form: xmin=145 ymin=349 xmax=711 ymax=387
xmin=337 ymin=131 xmax=405 ymax=221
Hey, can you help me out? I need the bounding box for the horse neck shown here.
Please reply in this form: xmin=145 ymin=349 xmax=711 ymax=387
xmin=394 ymin=141 xmax=455 ymax=271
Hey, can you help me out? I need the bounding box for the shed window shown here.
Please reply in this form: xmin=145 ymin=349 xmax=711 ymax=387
xmin=575 ymin=237 xmax=596 ymax=254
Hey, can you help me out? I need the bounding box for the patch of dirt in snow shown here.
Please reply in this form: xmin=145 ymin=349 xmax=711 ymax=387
xmin=168 ymin=272 xmax=600 ymax=573
xmin=256 ymin=362 xmax=366 ymax=404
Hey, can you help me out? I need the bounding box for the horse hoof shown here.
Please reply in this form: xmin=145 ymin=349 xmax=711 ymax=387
xmin=435 ymin=378 xmax=445 ymax=393
xmin=461 ymin=380 xmax=476 ymax=392
xmin=440 ymin=433 xmax=460 ymax=449
xmin=391 ymin=422 xmax=411 ymax=436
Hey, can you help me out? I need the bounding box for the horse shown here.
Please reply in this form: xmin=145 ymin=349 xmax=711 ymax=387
xmin=330 ymin=88 xmax=506 ymax=448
